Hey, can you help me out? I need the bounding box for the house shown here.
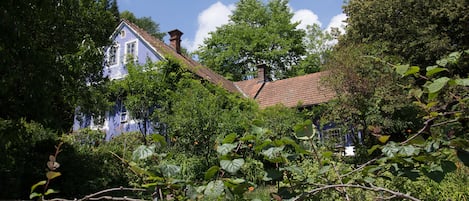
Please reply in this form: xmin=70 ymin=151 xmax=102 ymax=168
xmin=73 ymin=19 xmax=340 ymax=143
xmin=234 ymin=65 xmax=360 ymax=155
xmin=73 ymin=19 xmax=239 ymax=140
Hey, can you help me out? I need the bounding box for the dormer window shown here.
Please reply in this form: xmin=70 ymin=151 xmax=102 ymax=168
xmin=124 ymin=40 xmax=138 ymax=64
xmin=108 ymin=44 xmax=119 ymax=66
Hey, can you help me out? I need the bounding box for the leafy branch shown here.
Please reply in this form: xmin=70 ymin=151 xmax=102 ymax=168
xmin=30 ymin=142 xmax=64 ymax=200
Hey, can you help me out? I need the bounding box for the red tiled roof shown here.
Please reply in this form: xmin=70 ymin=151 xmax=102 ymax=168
xmin=120 ymin=20 xmax=335 ymax=108
xmin=122 ymin=19 xmax=240 ymax=93
xmin=235 ymin=71 xmax=336 ymax=108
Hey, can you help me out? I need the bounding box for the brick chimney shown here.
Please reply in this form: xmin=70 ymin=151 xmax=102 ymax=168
xmin=257 ymin=63 xmax=270 ymax=83
xmin=168 ymin=29 xmax=183 ymax=54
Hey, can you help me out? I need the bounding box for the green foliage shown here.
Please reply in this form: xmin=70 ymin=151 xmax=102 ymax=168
xmin=30 ymin=143 xmax=63 ymax=200
xmin=324 ymin=44 xmax=421 ymax=147
xmin=120 ymin=11 xmax=165 ymax=40
xmin=343 ymin=0 xmax=469 ymax=70
xmin=0 ymin=0 xmax=117 ymax=131
xmin=196 ymin=0 xmax=306 ymax=80
xmin=257 ymin=104 xmax=305 ymax=139
xmin=154 ymin=59 xmax=257 ymax=165
xmin=0 ymin=119 xmax=57 ymax=199
xmin=53 ymin=132 xmax=139 ymax=199
xmin=192 ymin=121 xmax=310 ymax=200
xmin=108 ymin=61 xmax=163 ymax=143
xmin=371 ymin=50 xmax=468 ymax=181
xmin=121 ymin=140 xmax=189 ymax=200
xmin=297 ymin=24 xmax=334 ymax=74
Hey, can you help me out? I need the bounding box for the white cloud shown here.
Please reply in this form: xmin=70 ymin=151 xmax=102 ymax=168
xmin=184 ymin=2 xmax=234 ymax=52
xmin=186 ymin=3 xmax=347 ymax=52
xmin=292 ymin=9 xmax=321 ymax=30
xmin=325 ymin=13 xmax=347 ymax=34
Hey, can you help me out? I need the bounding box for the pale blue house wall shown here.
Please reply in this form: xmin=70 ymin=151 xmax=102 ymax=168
xmin=73 ymin=22 xmax=164 ymax=140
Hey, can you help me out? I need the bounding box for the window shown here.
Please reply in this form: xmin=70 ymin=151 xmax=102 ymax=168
xmin=124 ymin=40 xmax=138 ymax=64
xmin=108 ymin=44 xmax=119 ymax=66
xmin=322 ymin=128 xmax=344 ymax=148
xmin=120 ymin=104 xmax=128 ymax=123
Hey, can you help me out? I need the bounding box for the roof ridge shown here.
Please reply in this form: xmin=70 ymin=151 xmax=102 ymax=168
xmin=120 ymin=20 xmax=241 ymax=94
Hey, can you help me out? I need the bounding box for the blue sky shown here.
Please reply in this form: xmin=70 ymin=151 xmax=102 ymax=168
xmin=117 ymin=0 xmax=346 ymax=52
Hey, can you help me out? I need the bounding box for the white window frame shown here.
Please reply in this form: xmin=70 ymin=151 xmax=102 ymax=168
xmin=107 ymin=43 xmax=120 ymax=67
xmin=322 ymin=128 xmax=344 ymax=147
xmin=120 ymin=103 xmax=128 ymax=123
xmin=124 ymin=39 xmax=138 ymax=64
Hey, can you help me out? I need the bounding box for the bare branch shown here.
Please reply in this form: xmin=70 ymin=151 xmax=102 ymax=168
xmin=89 ymin=196 xmax=145 ymax=201
xmin=83 ymin=187 xmax=147 ymax=200
xmin=431 ymin=119 xmax=459 ymax=128
xmin=401 ymin=117 xmax=434 ymax=145
xmin=47 ymin=187 xmax=147 ymax=201
xmin=293 ymin=184 xmax=421 ymax=201
xmin=341 ymin=157 xmax=378 ymax=178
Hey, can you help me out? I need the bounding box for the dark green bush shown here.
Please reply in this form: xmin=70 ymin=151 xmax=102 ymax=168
xmin=0 ymin=118 xmax=57 ymax=199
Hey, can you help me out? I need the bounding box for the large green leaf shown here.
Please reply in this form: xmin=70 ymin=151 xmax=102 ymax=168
xmin=398 ymin=145 xmax=420 ymax=156
xmin=427 ymin=77 xmax=450 ymax=94
xmin=204 ymin=180 xmax=224 ymax=199
xmin=240 ymin=134 xmax=256 ymax=141
xmin=254 ymin=139 xmax=272 ymax=153
xmin=457 ymin=149 xmax=469 ymax=167
xmin=220 ymin=159 xmax=244 ymax=174
xmin=132 ymin=145 xmax=155 ymax=161
xmin=395 ymin=64 xmax=409 ymax=76
xmin=261 ymin=146 xmax=284 ymax=160
xmin=251 ymin=125 xmax=268 ymax=135
xmin=382 ymin=142 xmax=399 ymax=157
xmin=454 ymin=78 xmax=469 ymax=86
xmin=447 ymin=51 xmax=462 ymax=64
xmin=217 ymin=143 xmax=238 ymax=155
xmin=44 ymin=188 xmax=59 ymax=195
xmin=426 ymin=66 xmax=447 ymax=77
xmin=159 ymin=164 xmax=181 ymax=178
xmin=29 ymin=192 xmax=42 ymax=199
xmin=409 ymin=88 xmax=423 ymax=99
xmin=404 ymin=66 xmax=420 ymax=77
xmin=226 ymin=178 xmax=245 ymax=185
xmin=441 ymin=160 xmax=457 ymax=173
xmin=205 ymin=166 xmax=220 ymax=180
xmin=293 ymin=119 xmax=315 ymax=140
xmin=263 ymin=169 xmax=282 ymax=181
xmin=222 ymin=133 xmax=238 ymax=144
xmin=30 ymin=180 xmax=46 ymax=193
xmin=282 ymin=165 xmax=303 ymax=175
xmin=368 ymin=144 xmax=381 ymax=155
xmin=46 ymin=171 xmax=61 ymax=180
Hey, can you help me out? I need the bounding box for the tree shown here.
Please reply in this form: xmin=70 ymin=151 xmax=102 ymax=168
xmin=323 ymin=44 xmax=421 ymax=146
xmin=342 ymin=0 xmax=469 ymax=71
xmin=108 ymin=60 xmax=163 ymax=144
xmin=0 ymin=0 xmax=118 ymax=131
xmin=196 ymin=0 xmax=306 ymax=81
xmin=156 ymin=61 xmax=258 ymax=165
xmin=297 ymin=24 xmax=334 ymax=74
xmin=120 ymin=11 xmax=165 ymax=40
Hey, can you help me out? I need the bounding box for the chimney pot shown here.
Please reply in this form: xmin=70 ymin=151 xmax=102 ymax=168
xmin=257 ymin=63 xmax=269 ymax=82
xmin=168 ymin=29 xmax=183 ymax=54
